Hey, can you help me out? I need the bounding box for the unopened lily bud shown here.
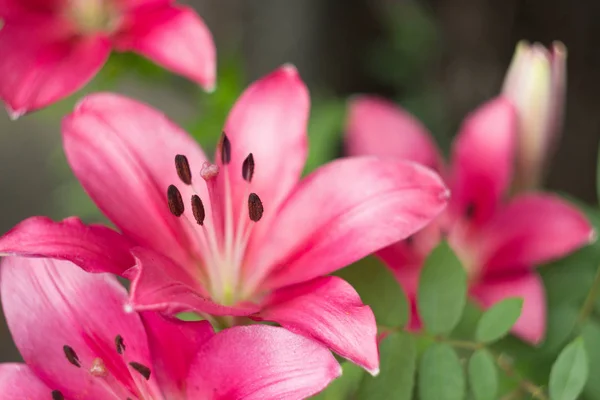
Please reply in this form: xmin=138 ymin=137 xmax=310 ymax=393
xmin=502 ymin=40 xmax=566 ymax=191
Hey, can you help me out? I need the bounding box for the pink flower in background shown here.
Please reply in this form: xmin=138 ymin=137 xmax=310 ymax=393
xmin=0 ymin=256 xmax=340 ymax=399
xmin=502 ymin=41 xmax=567 ymax=191
xmin=346 ymin=96 xmax=593 ymax=344
xmin=0 ymin=0 xmax=216 ymax=117
xmin=0 ymin=66 xmax=449 ymax=373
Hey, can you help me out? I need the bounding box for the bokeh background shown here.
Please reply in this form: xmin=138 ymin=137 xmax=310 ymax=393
xmin=2 ymin=0 xmax=600 ymax=364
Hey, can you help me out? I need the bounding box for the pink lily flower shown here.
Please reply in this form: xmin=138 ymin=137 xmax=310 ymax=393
xmin=502 ymin=41 xmax=567 ymax=191
xmin=346 ymin=95 xmax=594 ymax=344
xmin=0 ymin=66 xmax=449 ymax=373
xmin=0 ymin=256 xmax=341 ymax=399
xmin=0 ymin=0 xmax=215 ymax=117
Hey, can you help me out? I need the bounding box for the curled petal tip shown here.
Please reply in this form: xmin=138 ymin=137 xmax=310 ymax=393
xmin=123 ymin=303 xmax=135 ymax=314
xmin=5 ymin=106 xmax=24 ymax=120
xmin=368 ymin=367 xmax=380 ymax=377
xmin=589 ymin=229 xmax=597 ymax=244
xmin=280 ymin=63 xmax=298 ymax=76
xmin=440 ymin=188 xmax=452 ymax=201
xmin=203 ymin=81 xmax=216 ymax=94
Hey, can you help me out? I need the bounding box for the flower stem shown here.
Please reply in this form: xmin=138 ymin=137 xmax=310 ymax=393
xmin=496 ymin=354 xmax=548 ymax=400
xmin=577 ymin=262 xmax=600 ymax=327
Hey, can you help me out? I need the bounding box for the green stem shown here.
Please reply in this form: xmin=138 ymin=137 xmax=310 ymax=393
xmin=496 ymin=354 xmax=548 ymax=400
xmin=577 ymin=262 xmax=600 ymax=326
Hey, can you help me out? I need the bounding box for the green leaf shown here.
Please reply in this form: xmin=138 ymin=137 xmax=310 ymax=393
xmin=356 ymin=333 xmax=416 ymax=399
xmin=549 ymin=338 xmax=589 ymax=400
xmin=311 ymin=362 xmax=364 ymax=400
xmin=418 ymin=343 xmax=465 ymax=400
xmin=582 ymin=322 xmax=600 ymax=399
xmin=336 ymin=256 xmax=409 ymax=328
xmin=475 ymin=297 xmax=523 ymax=343
xmin=418 ymin=241 xmax=467 ymax=334
xmin=539 ymin=305 xmax=579 ymax=356
xmin=468 ymin=349 xmax=498 ymax=400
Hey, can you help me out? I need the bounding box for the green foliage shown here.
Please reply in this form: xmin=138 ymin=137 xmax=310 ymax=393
xmin=336 ymin=256 xmax=409 ymax=328
xmin=418 ymin=343 xmax=465 ymax=400
xmin=475 ymin=297 xmax=523 ymax=344
xmin=549 ymin=338 xmax=589 ymax=400
xmin=418 ymin=241 xmax=467 ymax=335
xmin=468 ymin=349 xmax=498 ymax=400
xmin=582 ymin=321 xmax=600 ymax=399
xmin=356 ymin=333 xmax=416 ymax=399
xmin=304 ymin=97 xmax=345 ymax=175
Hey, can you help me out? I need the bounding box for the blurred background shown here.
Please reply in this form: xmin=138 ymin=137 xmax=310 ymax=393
xmin=2 ymin=0 xmax=600 ymax=363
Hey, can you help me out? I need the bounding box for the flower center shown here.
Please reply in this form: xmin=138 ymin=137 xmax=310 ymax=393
xmin=67 ymin=0 xmax=121 ymax=34
xmin=167 ymin=133 xmax=264 ymax=306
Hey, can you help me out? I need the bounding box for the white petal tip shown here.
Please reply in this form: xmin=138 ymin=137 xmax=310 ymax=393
xmin=280 ymin=63 xmax=298 ymax=76
xmin=203 ymin=82 xmax=216 ymax=94
xmin=588 ymin=229 xmax=597 ymax=244
xmin=440 ymin=188 xmax=452 ymax=201
xmin=367 ymin=367 xmax=380 ymax=377
xmin=6 ymin=106 xmax=24 ymax=120
xmin=123 ymin=303 xmax=135 ymax=313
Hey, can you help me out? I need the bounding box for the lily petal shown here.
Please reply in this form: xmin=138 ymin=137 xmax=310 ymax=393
xmin=0 ymin=0 xmax=62 ymax=19
xmin=129 ymin=247 xmax=260 ymax=316
xmin=346 ymin=96 xmax=442 ymax=171
xmin=471 ymin=272 xmax=546 ymax=344
xmin=0 ymin=17 xmax=110 ymax=116
xmin=255 ymin=157 xmax=448 ymax=290
xmin=0 ymin=364 xmax=52 ymax=398
xmin=480 ymin=194 xmax=594 ymax=274
xmin=218 ymin=65 xmax=309 ymax=232
xmin=256 ymin=276 xmax=379 ymax=374
xmin=62 ymin=93 xmax=210 ymax=271
xmin=115 ymin=5 xmax=215 ymax=90
xmin=0 ymin=216 xmax=135 ymax=275
xmin=141 ymin=312 xmax=214 ymax=397
xmin=186 ymin=325 xmax=341 ymax=400
xmin=449 ymin=97 xmax=517 ymax=223
xmin=1 ymin=257 xmax=159 ymax=399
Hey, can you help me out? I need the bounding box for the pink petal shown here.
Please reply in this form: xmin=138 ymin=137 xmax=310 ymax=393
xmin=449 ymin=97 xmax=517 ymax=224
xmin=0 ymin=364 xmax=52 ymax=398
xmin=254 ymin=157 xmax=448 ymax=290
xmin=217 ymin=65 xmax=309 ymax=233
xmin=62 ymin=93 xmax=210 ymax=272
xmin=186 ymin=325 xmax=341 ymax=400
xmin=0 ymin=17 xmax=111 ymax=115
xmin=116 ymin=0 xmax=172 ymax=11
xmin=1 ymin=257 xmax=161 ymax=398
xmin=129 ymin=247 xmax=260 ymax=316
xmin=256 ymin=276 xmax=379 ymax=374
xmin=115 ymin=5 xmax=215 ymax=90
xmin=346 ymin=96 xmax=442 ymax=171
xmin=0 ymin=216 xmax=135 ymax=275
xmin=471 ymin=272 xmax=546 ymax=344
xmin=141 ymin=312 xmax=214 ymax=397
xmin=0 ymin=1 xmax=63 ymax=20
xmin=480 ymin=194 xmax=594 ymax=274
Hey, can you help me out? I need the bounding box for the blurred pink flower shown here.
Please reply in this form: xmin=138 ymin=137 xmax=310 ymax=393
xmin=0 ymin=256 xmax=341 ymax=399
xmin=0 ymin=66 xmax=449 ymax=374
xmin=502 ymin=41 xmax=567 ymax=191
xmin=0 ymin=0 xmax=215 ymax=117
xmin=346 ymin=95 xmax=594 ymax=344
